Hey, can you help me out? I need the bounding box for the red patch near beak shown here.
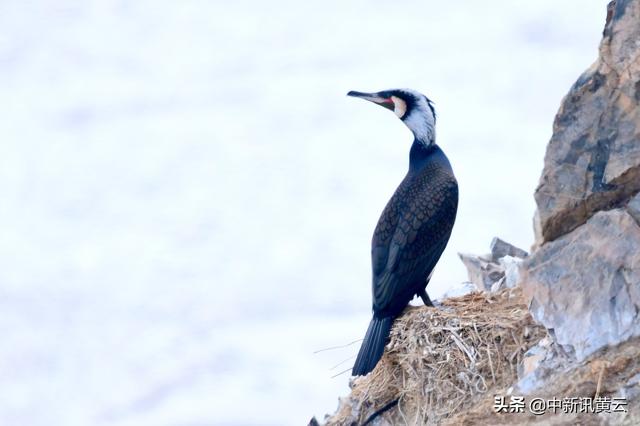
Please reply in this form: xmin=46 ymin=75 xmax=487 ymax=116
xmin=378 ymin=98 xmax=395 ymax=111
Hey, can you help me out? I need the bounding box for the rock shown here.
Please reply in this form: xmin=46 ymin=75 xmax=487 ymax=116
xmin=458 ymin=238 xmax=528 ymax=292
xmin=513 ymin=336 xmax=575 ymax=395
xmin=533 ymin=0 xmax=640 ymax=244
xmin=499 ymin=255 xmax=523 ymax=289
xmin=517 ymin=341 xmax=548 ymax=389
xmin=440 ymin=281 xmax=476 ymax=299
xmin=521 ymin=209 xmax=640 ymax=361
xmin=458 ymin=252 xmax=502 ymax=291
xmin=490 ymin=237 xmax=528 ymax=260
xmin=624 ymin=372 xmax=640 ymax=402
xmin=489 ymin=277 xmax=505 ymax=293
xmin=627 ymin=192 xmax=640 ymax=225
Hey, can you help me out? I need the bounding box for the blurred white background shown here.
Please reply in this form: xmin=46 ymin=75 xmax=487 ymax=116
xmin=0 ymin=1 xmax=606 ymax=425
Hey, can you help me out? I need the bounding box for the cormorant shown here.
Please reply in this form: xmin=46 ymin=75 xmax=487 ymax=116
xmin=348 ymin=88 xmax=458 ymax=376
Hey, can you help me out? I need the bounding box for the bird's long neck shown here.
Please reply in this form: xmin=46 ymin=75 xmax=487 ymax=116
xmin=408 ymin=139 xmax=436 ymax=173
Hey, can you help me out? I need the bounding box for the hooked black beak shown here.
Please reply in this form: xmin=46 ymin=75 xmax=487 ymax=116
xmin=347 ymin=90 xmax=395 ymax=111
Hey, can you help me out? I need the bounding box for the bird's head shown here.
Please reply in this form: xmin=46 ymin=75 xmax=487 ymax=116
xmin=347 ymin=88 xmax=436 ymax=145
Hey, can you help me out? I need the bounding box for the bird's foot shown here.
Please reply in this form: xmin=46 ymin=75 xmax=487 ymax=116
xmin=418 ymin=289 xmax=435 ymax=307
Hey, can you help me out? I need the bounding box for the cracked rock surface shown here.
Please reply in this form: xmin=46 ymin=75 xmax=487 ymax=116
xmin=533 ymin=0 xmax=640 ymax=245
xmin=524 ymin=0 xmax=640 ymax=366
xmin=522 ymin=209 xmax=640 ymax=361
xmin=458 ymin=237 xmax=528 ymax=292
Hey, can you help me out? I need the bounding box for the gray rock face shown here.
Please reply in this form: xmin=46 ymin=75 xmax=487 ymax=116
xmin=516 ymin=0 xmax=640 ymax=399
xmin=533 ymin=0 xmax=640 ymax=245
xmin=628 ymin=192 xmax=640 ymax=224
xmin=490 ymin=237 xmax=528 ymax=260
xmin=440 ymin=281 xmax=476 ymax=300
xmin=499 ymin=256 xmax=522 ymax=290
xmin=521 ymin=209 xmax=640 ymax=361
xmin=458 ymin=238 xmax=528 ymax=292
xmin=514 ymin=336 xmax=567 ymax=395
xmin=458 ymin=252 xmax=502 ymax=291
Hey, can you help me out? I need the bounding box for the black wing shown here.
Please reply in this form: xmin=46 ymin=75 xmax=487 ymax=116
xmin=371 ymin=167 xmax=458 ymax=315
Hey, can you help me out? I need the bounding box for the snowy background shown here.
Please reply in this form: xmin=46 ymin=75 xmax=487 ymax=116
xmin=0 ymin=1 xmax=606 ymax=425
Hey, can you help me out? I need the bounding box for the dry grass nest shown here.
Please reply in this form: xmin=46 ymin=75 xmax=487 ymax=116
xmin=327 ymin=287 xmax=547 ymax=425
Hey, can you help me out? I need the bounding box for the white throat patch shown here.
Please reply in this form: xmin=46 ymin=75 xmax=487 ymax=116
xmin=404 ymin=108 xmax=435 ymax=144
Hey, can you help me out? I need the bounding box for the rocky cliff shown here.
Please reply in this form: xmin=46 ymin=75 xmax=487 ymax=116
xmin=524 ymin=0 xmax=640 ymax=365
xmin=314 ymin=1 xmax=640 ymax=424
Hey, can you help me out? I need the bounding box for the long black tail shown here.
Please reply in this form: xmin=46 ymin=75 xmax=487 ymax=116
xmin=352 ymin=316 xmax=393 ymax=376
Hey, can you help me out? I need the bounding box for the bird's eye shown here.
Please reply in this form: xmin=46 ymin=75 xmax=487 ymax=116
xmin=391 ymin=96 xmax=407 ymax=118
